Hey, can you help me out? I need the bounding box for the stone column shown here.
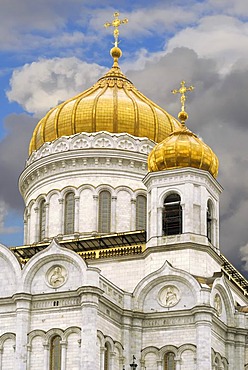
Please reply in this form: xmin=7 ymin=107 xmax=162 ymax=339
xmin=195 ymin=312 xmax=212 ymax=370
xmin=45 ymin=202 xmax=49 ymax=237
xmin=0 ymin=348 xmax=3 ymax=370
xmin=131 ymin=199 xmax=136 ymax=231
xmin=131 ymin=317 xmax=142 ymax=367
xmin=140 ymin=359 xmax=146 ymax=370
xmin=100 ymin=346 xmax=105 ymax=370
xmin=148 ymin=187 xmax=158 ymax=240
xmin=74 ymin=196 xmax=80 ymax=232
xmin=234 ymin=332 xmax=246 ymax=370
xmin=111 ymin=196 xmax=117 ymax=232
xmin=26 ymin=344 xmax=31 ymax=370
xmin=110 ymin=351 xmax=116 ymax=370
xmin=43 ymin=343 xmax=49 ymax=370
xmin=226 ymin=329 xmax=235 ymax=370
xmin=93 ymin=195 xmax=99 ymax=233
xmin=61 ymin=341 xmax=67 ymax=370
xmin=175 ymin=357 xmax=181 ymax=370
xmin=78 ymin=286 xmax=103 ymax=370
xmin=34 ymin=207 xmax=39 ymax=242
xmin=157 ymin=359 xmax=163 ymax=370
xmin=122 ymin=314 xmax=132 ymax=369
xmin=157 ymin=207 xmax=163 ymax=237
xmin=58 ymin=198 xmax=64 ymax=234
xmin=14 ymin=293 xmax=32 ymax=370
xmin=183 ymin=182 xmax=193 ymax=233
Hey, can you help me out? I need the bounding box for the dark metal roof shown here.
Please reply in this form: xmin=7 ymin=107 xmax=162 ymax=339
xmin=9 ymin=232 xmax=248 ymax=297
xmin=220 ymin=254 xmax=248 ymax=295
xmin=10 ymin=230 xmax=146 ymax=260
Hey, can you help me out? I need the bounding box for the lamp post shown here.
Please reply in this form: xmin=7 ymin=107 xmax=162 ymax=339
xmin=130 ymin=355 xmax=138 ymax=369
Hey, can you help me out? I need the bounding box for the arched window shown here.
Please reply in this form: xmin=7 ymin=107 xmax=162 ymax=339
xmin=136 ymin=195 xmax=147 ymax=231
xmin=104 ymin=342 xmax=110 ymax=370
xmin=50 ymin=335 xmax=61 ymax=370
xmin=64 ymin=192 xmax=75 ymax=234
xmin=207 ymin=200 xmax=213 ymax=243
xmin=39 ymin=199 xmax=46 ymax=240
xmin=99 ymin=191 xmax=111 ymax=233
xmin=163 ymin=193 xmax=182 ymax=236
xmin=164 ymin=352 xmax=175 ymax=370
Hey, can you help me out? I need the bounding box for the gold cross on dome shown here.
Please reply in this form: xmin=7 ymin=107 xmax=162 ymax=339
xmin=104 ymin=12 xmax=128 ymax=47
xmin=172 ymin=81 xmax=194 ymax=112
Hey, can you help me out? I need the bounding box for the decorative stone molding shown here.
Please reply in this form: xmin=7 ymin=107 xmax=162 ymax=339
xmin=214 ymin=293 xmax=222 ymax=316
xmin=26 ymin=131 xmax=155 ymax=166
xmin=99 ymin=279 xmax=124 ymax=306
xmin=46 ymin=265 xmax=68 ymax=288
xmin=158 ymin=285 xmax=180 ymax=307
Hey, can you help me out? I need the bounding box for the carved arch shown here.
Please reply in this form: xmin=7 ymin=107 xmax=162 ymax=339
xmin=158 ymin=345 xmax=177 ymax=360
xmin=211 ymin=276 xmax=235 ymax=325
xmin=158 ymin=188 xmax=184 ymax=209
xmin=133 ymin=260 xmax=201 ymax=310
xmin=63 ymin=327 xmax=81 ymax=341
xmin=97 ymin=330 xmax=105 ymax=347
xmin=0 ymin=333 xmax=16 ymax=350
xmin=141 ymin=346 xmax=159 ymax=360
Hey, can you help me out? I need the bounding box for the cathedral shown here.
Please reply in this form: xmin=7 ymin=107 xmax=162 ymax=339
xmin=1 ymin=12 xmax=248 ymax=370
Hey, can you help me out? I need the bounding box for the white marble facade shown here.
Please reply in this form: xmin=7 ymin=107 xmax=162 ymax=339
xmin=0 ymin=131 xmax=248 ymax=370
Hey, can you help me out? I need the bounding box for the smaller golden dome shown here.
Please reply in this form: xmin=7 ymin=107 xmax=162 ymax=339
xmin=148 ymin=125 xmax=219 ymax=178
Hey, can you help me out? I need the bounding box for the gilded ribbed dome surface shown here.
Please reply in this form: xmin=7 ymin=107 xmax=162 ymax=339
xmin=148 ymin=125 xmax=219 ymax=178
xmin=29 ymin=62 xmax=181 ymax=155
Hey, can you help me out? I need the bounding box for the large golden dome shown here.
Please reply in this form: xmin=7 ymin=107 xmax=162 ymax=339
xmin=148 ymin=123 xmax=219 ymax=178
xmin=29 ymin=48 xmax=181 ymax=155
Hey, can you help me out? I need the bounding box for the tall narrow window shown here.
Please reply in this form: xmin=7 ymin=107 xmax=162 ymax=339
xmin=99 ymin=191 xmax=111 ymax=233
xmin=39 ymin=199 xmax=46 ymax=240
xmin=64 ymin=192 xmax=75 ymax=234
xmin=50 ymin=335 xmax=61 ymax=370
xmin=163 ymin=194 xmax=182 ymax=236
xmin=136 ymin=195 xmax=147 ymax=231
xmin=104 ymin=343 xmax=110 ymax=370
xmin=207 ymin=200 xmax=213 ymax=242
xmin=164 ymin=352 xmax=175 ymax=370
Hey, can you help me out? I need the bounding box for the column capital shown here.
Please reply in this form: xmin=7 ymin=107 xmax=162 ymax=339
xmin=77 ymin=286 xmax=103 ymax=307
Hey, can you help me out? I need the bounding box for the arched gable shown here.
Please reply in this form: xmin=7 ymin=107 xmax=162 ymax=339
xmin=22 ymin=239 xmax=98 ymax=294
xmin=211 ymin=275 xmax=235 ymax=325
xmin=0 ymin=243 xmax=21 ymax=297
xmin=133 ymin=260 xmax=201 ymax=311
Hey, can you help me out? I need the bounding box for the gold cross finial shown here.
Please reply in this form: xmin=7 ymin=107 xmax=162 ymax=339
xmin=104 ymin=12 xmax=128 ymax=47
xmin=172 ymin=81 xmax=194 ymax=112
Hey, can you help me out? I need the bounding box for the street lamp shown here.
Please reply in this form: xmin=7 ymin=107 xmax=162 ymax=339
xmin=130 ymin=355 xmax=138 ymax=369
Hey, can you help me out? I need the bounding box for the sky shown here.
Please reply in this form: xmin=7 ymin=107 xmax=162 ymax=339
xmin=1 ymin=0 xmax=248 ymax=276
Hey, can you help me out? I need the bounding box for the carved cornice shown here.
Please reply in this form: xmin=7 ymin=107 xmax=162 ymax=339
xmin=26 ymin=131 xmax=155 ymax=166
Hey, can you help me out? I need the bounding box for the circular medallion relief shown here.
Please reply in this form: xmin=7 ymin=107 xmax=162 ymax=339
xmin=214 ymin=293 xmax=222 ymax=316
xmin=159 ymin=285 xmax=180 ymax=307
xmin=46 ymin=265 xmax=67 ymax=288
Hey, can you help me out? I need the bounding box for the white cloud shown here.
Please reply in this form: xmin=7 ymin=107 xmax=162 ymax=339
xmin=91 ymin=6 xmax=197 ymax=38
xmin=208 ymin=0 xmax=248 ymax=17
xmin=240 ymin=242 xmax=248 ymax=272
xmin=166 ymin=15 xmax=248 ymax=74
xmin=0 ymin=200 xmax=20 ymax=235
xmin=7 ymin=57 xmax=108 ymax=116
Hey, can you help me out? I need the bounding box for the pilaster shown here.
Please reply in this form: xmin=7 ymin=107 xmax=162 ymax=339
xmin=195 ymin=311 xmax=212 ymax=370
xmin=13 ymin=293 xmax=32 ymax=370
xmin=78 ymin=286 xmax=103 ymax=370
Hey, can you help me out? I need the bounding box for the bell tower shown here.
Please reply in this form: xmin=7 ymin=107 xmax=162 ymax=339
xmin=144 ymin=81 xmax=222 ymax=251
